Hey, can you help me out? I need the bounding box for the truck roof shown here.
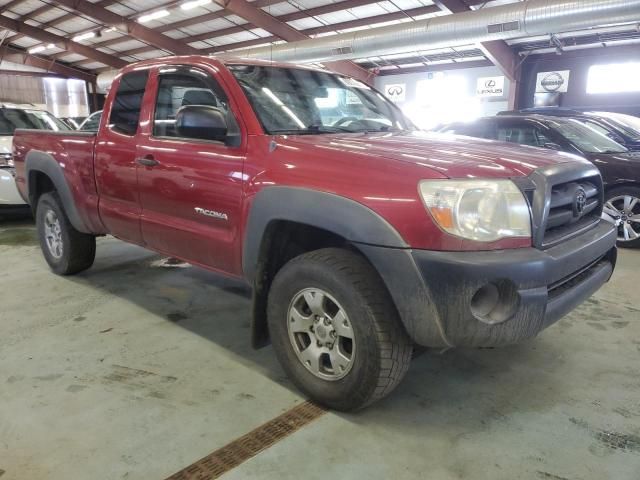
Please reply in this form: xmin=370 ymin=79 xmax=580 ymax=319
xmin=119 ymin=55 xmax=331 ymax=74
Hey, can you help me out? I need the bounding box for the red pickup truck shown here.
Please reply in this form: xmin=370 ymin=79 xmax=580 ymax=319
xmin=13 ymin=56 xmax=617 ymax=410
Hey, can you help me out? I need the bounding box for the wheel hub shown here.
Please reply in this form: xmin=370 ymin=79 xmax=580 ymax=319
xmin=604 ymin=194 xmax=640 ymax=242
xmin=43 ymin=209 xmax=63 ymax=259
xmin=287 ymin=288 xmax=355 ymax=381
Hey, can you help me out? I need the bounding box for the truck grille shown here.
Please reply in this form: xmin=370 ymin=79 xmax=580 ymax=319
xmin=523 ymin=163 xmax=604 ymax=249
xmin=544 ymin=177 xmax=601 ymax=245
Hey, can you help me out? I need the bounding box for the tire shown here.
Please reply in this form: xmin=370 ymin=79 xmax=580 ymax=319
xmin=604 ymin=186 xmax=640 ymax=248
xmin=267 ymin=248 xmax=412 ymax=411
xmin=36 ymin=192 xmax=96 ymax=275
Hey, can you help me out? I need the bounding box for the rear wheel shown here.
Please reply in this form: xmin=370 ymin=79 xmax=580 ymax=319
xmin=604 ymin=187 xmax=640 ymax=248
xmin=267 ymin=248 xmax=412 ymax=411
xmin=36 ymin=192 xmax=96 ymax=275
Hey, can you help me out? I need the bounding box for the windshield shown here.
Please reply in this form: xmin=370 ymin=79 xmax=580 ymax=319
xmin=0 ymin=108 xmax=70 ymax=135
xmin=590 ymin=112 xmax=640 ymax=141
xmin=549 ymin=118 xmax=628 ymax=154
xmin=228 ymin=65 xmax=413 ymax=135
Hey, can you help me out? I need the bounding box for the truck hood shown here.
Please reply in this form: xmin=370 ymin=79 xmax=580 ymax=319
xmin=0 ymin=136 xmax=12 ymax=155
xmin=283 ymin=131 xmax=586 ymax=178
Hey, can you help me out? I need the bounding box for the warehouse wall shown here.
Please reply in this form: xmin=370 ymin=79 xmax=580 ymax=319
xmin=518 ymin=44 xmax=640 ymax=115
xmin=0 ymin=71 xmax=90 ymax=118
xmin=375 ymin=65 xmax=512 ymax=129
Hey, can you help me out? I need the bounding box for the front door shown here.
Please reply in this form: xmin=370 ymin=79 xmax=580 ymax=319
xmin=136 ymin=65 xmax=246 ymax=275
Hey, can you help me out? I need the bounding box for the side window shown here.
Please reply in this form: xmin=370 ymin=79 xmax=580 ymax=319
xmin=450 ymin=121 xmax=492 ymax=139
xmin=108 ymin=71 xmax=149 ymax=135
xmin=496 ymin=123 xmax=550 ymax=147
xmin=81 ymin=112 xmax=102 ymax=131
xmin=153 ymin=69 xmax=238 ymax=143
xmin=584 ymin=120 xmax=614 ymax=137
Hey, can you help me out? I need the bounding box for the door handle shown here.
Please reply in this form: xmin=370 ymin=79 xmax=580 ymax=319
xmin=136 ymin=156 xmax=159 ymax=167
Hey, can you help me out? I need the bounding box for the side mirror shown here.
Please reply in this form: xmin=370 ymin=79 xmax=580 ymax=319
xmin=176 ymin=105 xmax=227 ymax=142
xmin=543 ymin=142 xmax=562 ymax=151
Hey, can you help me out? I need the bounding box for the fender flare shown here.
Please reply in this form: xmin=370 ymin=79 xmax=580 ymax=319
xmin=242 ymin=186 xmax=408 ymax=282
xmin=25 ymin=150 xmax=90 ymax=233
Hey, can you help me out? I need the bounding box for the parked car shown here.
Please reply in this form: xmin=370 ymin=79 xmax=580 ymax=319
xmin=12 ymin=57 xmax=617 ymax=410
xmin=1 ymin=105 xmax=70 ymax=218
xmin=438 ymin=115 xmax=640 ymax=247
xmin=500 ymin=108 xmax=640 ymax=152
xmin=61 ymin=117 xmax=86 ymax=129
xmin=77 ymin=110 xmax=102 ymax=131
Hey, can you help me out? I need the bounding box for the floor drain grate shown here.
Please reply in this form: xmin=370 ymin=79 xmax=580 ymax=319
xmin=165 ymin=401 xmax=326 ymax=479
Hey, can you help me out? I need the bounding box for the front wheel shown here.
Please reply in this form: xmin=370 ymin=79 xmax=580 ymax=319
xmin=36 ymin=192 xmax=96 ymax=275
xmin=604 ymin=187 xmax=640 ymax=248
xmin=267 ymin=248 xmax=412 ymax=411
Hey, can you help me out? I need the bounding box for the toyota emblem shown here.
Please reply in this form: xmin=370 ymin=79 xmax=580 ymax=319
xmin=573 ymin=187 xmax=587 ymax=217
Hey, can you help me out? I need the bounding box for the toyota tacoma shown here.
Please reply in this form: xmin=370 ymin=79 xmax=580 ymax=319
xmin=12 ymin=57 xmax=617 ymax=410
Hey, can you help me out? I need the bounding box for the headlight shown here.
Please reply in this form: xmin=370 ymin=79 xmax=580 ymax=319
xmin=0 ymin=154 xmax=13 ymax=167
xmin=419 ymin=179 xmax=531 ymax=242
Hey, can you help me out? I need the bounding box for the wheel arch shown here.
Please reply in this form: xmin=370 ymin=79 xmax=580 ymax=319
xmin=25 ymin=150 xmax=90 ymax=233
xmin=243 ymin=187 xmax=408 ymax=348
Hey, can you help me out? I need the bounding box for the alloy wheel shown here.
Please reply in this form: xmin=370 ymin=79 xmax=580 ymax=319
xmin=287 ymin=288 xmax=356 ymax=381
xmin=43 ymin=209 xmax=64 ymax=259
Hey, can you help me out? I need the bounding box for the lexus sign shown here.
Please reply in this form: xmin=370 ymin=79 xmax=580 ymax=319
xmin=476 ymin=76 xmax=505 ymax=97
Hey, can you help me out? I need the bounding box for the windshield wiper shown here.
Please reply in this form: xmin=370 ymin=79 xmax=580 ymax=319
xmin=269 ymin=125 xmax=354 ymax=135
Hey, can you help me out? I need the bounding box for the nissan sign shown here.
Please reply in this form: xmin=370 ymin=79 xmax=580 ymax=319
xmin=536 ymin=70 xmax=570 ymax=93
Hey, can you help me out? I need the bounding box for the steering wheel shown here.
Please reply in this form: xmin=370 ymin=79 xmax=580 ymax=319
xmin=333 ymin=117 xmax=360 ymax=127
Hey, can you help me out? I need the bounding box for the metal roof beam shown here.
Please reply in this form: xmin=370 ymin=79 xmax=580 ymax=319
xmin=0 ymin=44 xmax=96 ymax=82
xmin=48 ymin=0 xmax=199 ymax=55
xmin=0 ymin=14 xmax=127 ymax=68
xmin=201 ymin=5 xmax=441 ymax=54
xmin=0 ymin=0 xmax=26 ymax=14
xmin=432 ymin=0 xmax=519 ymax=81
xmin=81 ymin=0 xmax=386 ymax=61
xmin=210 ymin=0 xmax=373 ymax=82
xmin=3 ymin=0 xmax=119 ymax=45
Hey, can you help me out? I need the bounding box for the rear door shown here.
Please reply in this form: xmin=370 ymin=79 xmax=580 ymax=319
xmin=136 ymin=65 xmax=246 ymax=275
xmin=95 ymin=69 xmax=151 ymax=244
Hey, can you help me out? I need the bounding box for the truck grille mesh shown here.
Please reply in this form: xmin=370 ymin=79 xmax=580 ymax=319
xmin=543 ymin=177 xmax=601 ymax=246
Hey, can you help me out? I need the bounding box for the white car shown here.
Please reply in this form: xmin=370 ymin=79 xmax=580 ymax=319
xmin=0 ymin=106 xmax=70 ymax=216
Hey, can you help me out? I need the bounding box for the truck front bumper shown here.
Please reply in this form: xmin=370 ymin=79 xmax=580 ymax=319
xmin=358 ymin=220 xmax=617 ymax=348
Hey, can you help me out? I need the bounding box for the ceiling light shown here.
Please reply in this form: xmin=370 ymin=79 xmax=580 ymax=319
xmin=102 ymin=27 xmax=117 ymax=34
xmin=138 ymin=9 xmax=170 ymax=23
xmin=28 ymin=45 xmax=46 ymax=54
xmin=72 ymin=31 xmax=96 ymax=42
xmin=181 ymin=0 xmax=212 ymax=10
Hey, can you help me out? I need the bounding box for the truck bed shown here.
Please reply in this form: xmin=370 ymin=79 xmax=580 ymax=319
xmin=12 ymin=129 xmax=105 ymax=234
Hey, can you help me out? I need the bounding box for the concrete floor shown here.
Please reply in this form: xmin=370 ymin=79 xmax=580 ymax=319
xmin=1 ymin=218 xmax=639 ymax=480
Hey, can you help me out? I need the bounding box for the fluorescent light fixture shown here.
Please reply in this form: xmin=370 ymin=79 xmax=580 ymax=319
xmin=138 ymin=9 xmax=170 ymax=23
xmin=72 ymin=31 xmax=96 ymax=42
xmin=102 ymin=27 xmax=117 ymax=34
xmin=28 ymin=45 xmax=46 ymax=54
xmin=47 ymin=43 xmax=55 ymax=49
xmin=181 ymin=0 xmax=211 ymax=10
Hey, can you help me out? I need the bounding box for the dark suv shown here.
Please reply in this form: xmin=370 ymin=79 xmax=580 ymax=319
xmin=439 ymin=114 xmax=640 ymax=247
xmin=500 ymin=108 xmax=640 ymax=152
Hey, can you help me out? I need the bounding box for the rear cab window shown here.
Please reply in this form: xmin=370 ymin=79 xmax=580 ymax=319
xmin=108 ymin=70 xmax=149 ymax=135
